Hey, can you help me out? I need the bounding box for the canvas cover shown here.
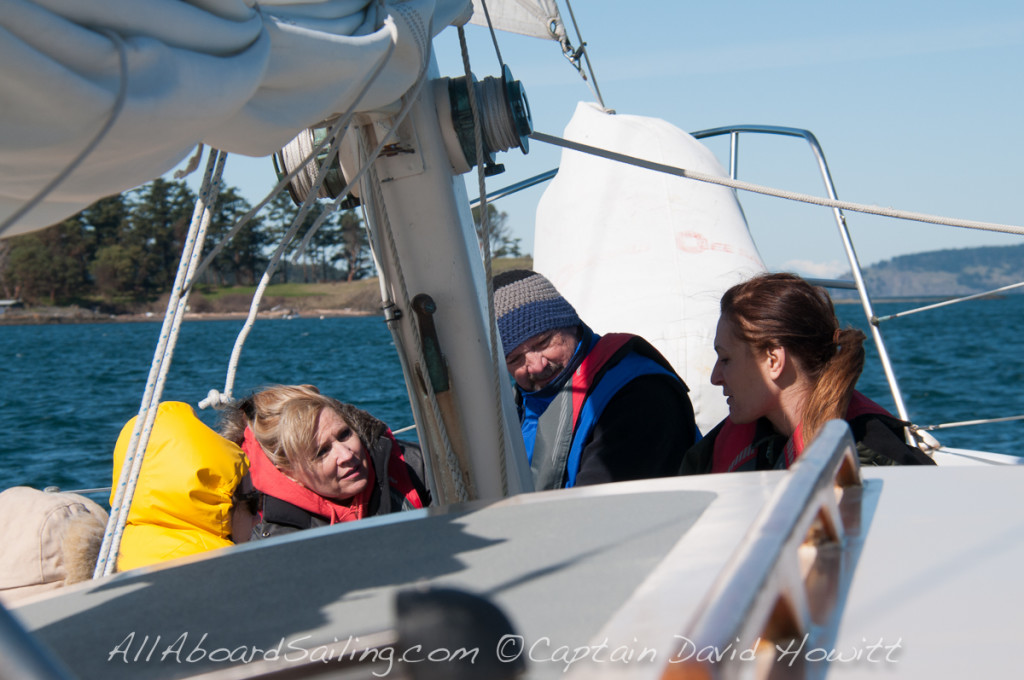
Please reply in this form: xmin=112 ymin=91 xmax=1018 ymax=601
xmin=1 ymin=0 xmax=473 ymax=235
xmin=534 ymin=102 xmax=767 ymax=434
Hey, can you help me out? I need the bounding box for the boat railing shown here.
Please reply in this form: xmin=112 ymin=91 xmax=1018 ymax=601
xmin=481 ymin=126 xmax=1023 ymax=451
xmin=662 ymin=419 xmax=865 ymax=680
xmin=690 ymin=125 xmax=1024 ymax=449
xmin=689 ymin=125 xmax=916 ymax=431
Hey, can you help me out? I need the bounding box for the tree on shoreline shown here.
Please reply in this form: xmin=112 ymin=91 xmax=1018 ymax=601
xmin=0 ymin=177 xmax=376 ymax=305
xmin=473 ymin=204 xmax=523 ymax=258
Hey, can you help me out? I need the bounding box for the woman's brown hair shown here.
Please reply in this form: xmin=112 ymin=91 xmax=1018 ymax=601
xmin=721 ymin=273 xmax=866 ymax=442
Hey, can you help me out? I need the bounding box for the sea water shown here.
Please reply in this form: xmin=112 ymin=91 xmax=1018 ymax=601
xmin=1 ymin=295 xmax=1022 ymax=496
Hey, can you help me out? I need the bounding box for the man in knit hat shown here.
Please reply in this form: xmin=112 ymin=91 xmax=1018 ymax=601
xmin=493 ymin=269 xmax=697 ymax=490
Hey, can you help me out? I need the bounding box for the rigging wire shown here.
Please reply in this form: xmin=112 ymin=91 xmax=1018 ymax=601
xmin=459 ymin=23 xmax=511 ymax=496
xmin=477 ymin=0 xmax=505 ymax=71
xmin=921 ymin=414 xmax=1024 ymax=432
xmin=529 ymin=130 xmax=1024 ymax=236
xmin=875 ymin=281 xmax=1024 ymax=322
xmin=562 ymin=0 xmax=605 ymax=109
xmin=0 ymin=30 xmax=128 ymax=238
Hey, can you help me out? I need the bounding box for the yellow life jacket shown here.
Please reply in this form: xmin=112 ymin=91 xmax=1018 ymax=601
xmin=111 ymin=402 xmax=247 ymax=571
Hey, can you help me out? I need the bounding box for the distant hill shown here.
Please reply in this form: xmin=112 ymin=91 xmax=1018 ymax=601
xmin=841 ymin=244 xmax=1024 ymax=298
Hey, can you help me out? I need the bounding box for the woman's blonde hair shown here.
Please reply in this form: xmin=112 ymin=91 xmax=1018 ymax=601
xmin=219 ymin=385 xmax=386 ymax=473
xmin=721 ymin=273 xmax=866 ymax=443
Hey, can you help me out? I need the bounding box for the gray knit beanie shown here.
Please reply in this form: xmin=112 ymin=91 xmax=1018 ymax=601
xmin=492 ymin=270 xmax=581 ymax=357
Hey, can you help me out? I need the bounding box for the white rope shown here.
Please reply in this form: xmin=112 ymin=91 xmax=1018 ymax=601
xmin=459 ymin=25 xmax=510 ymax=495
xmin=197 ymin=136 xmax=347 ymax=409
xmin=95 ymin=149 xmax=227 ymax=577
xmin=198 ymin=123 xmax=400 ymax=409
xmin=531 ymin=131 xmax=1024 ymax=237
xmin=477 ymin=76 xmax=521 ymax=154
xmin=0 ymin=30 xmax=128 ymax=238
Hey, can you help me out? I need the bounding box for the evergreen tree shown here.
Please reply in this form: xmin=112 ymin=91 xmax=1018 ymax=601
xmin=338 ymin=210 xmax=373 ymax=281
xmin=80 ymin=192 xmax=145 ymax=301
xmin=472 ymin=204 xmax=523 ymax=258
xmin=80 ymin=194 xmax=129 ymax=251
xmin=204 ymin=186 xmax=267 ymax=286
xmin=0 ymin=239 xmax=12 ymax=298
xmin=127 ymin=178 xmax=194 ymax=293
xmin=263 ymin=192 xmax=311 ymax=283
xmin=4 ymin=217 xmax=91 ymax=304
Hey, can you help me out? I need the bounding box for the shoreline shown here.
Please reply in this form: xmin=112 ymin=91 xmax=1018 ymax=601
xmin=0 ymin=308 xmax=379 ymax=327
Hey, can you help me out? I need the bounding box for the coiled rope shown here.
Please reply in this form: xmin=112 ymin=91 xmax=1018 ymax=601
xmin=476 ymin=75 xmax=521 ymax=155
xmin=96 ymin=149 xmax=228 ymax=577
xmin=277 ymin=128 xmax=345 ymax=201
xmin=530 ymin=131 xmax=1024 ymax=237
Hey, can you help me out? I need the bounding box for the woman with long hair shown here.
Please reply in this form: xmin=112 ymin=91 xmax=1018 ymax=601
xmin=680 ymin=273 xmax=934 ymax=473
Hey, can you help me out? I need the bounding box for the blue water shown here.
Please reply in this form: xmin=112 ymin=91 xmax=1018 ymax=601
xmin=1 ymin=296 xmax=1022 ymax=496
xmin=837 ymin=295 xmax=1024 ymax=453
xmin=0 ymin=316 xmax=412 ymax=496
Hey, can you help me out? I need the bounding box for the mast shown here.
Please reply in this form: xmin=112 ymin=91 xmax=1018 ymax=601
xmin=352 ymin=56 xmax=533 ymax=503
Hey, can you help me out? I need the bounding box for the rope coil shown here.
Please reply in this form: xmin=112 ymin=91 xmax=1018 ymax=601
xmin=476 ymin=76 xmax=520 ymax=154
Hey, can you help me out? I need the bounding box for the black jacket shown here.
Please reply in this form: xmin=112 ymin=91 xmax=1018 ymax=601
xmin=679 ymin=410 xmax=935 ymax=475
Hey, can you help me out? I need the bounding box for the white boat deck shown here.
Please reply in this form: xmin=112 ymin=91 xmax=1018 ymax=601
xmin=10 ymin=444 xmax=1023 ymax=679
xmin=11 ymin=473 xmax=778 ymax=679
xmin=830 ymin=464 xmax=1024 ymax=679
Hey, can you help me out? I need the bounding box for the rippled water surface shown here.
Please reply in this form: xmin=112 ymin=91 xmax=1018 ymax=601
xmin=2 ymin=295 xmax=1022 ymax=496
xmin=0 ymin=316 xmax=411 ymax=494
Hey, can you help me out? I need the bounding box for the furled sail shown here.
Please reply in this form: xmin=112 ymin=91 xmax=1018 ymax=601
xmin=1 ymin=0 xmax=473 ymax=237
xmin=534 ymin=102 xmax=767 ymax=434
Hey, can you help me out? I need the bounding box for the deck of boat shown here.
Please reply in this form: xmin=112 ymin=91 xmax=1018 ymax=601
xmin=9 ymin=428 xmax=1024 ymax=679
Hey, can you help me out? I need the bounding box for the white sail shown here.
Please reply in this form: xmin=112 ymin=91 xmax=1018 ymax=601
xmin=0 ymin=0 xmax=473 ymax=236
xmin=534 ymin=102 xmax=767 ymax=435
xmin=467 ymin=0 xmax=564 ymax=41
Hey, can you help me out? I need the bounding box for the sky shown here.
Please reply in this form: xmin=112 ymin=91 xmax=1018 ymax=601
xmin=198 ymin=0 xmax=1024 ymax=277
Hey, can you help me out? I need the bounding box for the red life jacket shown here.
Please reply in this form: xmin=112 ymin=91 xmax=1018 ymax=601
xmin=242 ymin=427 xmax=423 ymax=524
xmin=711 ymin=391 xmax=890 ymax=473
xmin=570 ymin=333 xmax=635 ymax=430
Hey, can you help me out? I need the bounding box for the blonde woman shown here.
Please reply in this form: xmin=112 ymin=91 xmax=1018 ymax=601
xmin=221 ymin=385 xmax=430 ymax=540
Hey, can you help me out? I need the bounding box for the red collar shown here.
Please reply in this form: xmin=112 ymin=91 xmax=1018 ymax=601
xmin=242 ymin=426 xmax=373 ymax=524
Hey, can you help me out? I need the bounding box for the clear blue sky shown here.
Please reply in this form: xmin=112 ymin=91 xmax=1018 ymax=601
xmin=198 ymin=0 xmax=1024 ymax=276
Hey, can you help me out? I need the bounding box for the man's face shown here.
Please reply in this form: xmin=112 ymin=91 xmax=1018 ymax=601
xmin=505 ymin=327 xmax=579 ymax=391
